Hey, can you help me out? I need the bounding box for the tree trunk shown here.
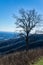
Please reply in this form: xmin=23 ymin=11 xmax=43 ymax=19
xmin=26 ymin=31 xmax=29 ymax=51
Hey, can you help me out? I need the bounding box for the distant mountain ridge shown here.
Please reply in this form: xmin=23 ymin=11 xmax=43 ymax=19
xmin=0 ymin=34 xmax=43 ymax=55
xmin=0 ymin=32 xmax=18 ymax=41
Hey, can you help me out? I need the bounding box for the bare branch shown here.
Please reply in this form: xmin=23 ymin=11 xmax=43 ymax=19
xmin=13 ymin=9 xmax=41 ymax=37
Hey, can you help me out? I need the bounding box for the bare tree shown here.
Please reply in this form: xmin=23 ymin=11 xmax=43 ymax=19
xmin=13 ymin=9 xmax=41 ymax=51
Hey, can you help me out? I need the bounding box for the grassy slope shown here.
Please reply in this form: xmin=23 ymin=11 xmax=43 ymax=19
xmin=34 ymin=58 xmax=43 ymax=65
xmin=0 ymin=48 xmax=43 ymax=65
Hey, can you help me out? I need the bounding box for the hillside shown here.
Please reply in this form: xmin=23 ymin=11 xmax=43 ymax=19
xmin=0 ymin=48 xmax=43 ymax=65
xmin=0 ymin=34 xmax=43 ymax=55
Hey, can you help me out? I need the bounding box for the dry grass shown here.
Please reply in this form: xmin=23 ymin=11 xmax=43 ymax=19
xmin=0 ymin=48 xmax=43 ymax=65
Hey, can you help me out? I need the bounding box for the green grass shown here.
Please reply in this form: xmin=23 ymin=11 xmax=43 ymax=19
xmin=34 ymin=58 xmax=43 ymax=65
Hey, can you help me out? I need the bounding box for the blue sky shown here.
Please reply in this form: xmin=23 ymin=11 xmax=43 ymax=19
xmin=0 ymin=0 xmax=43 ymax=32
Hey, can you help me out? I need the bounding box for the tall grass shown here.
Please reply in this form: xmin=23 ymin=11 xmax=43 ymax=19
xmin=0 ymin=48 xmax=43 ymax=65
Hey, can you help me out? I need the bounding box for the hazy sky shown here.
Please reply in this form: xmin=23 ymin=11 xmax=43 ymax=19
xmin=0 ymin=0 xmax=43 ymax=32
